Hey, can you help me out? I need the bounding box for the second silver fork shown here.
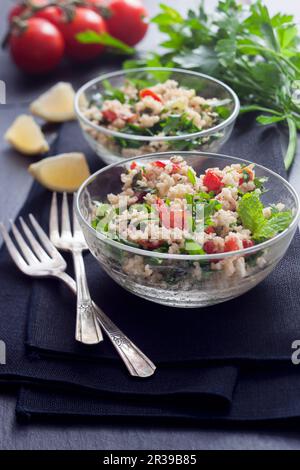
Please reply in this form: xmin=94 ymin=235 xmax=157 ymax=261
xmin=50 ymin=192 xmax=103 ymax=345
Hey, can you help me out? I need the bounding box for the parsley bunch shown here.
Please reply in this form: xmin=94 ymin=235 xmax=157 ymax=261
xmin=125 ymin=0 xmax=300 ymax=169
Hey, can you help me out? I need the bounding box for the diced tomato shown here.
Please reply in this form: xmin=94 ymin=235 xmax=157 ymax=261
xmin=203 ymin=240 xmax=218 ymax=254
xmin=139 ymin=240 xmax=164 ymax=250
xmin=171 ymin=163 xmax=180 ymax=173
xmin=152 ymin=160 xmax=166 ymax=168
xmin=203 ymin=170 xmax=224 ymax=193
xmin=205 ymin=226 xmax=215 ymax=235
xmin=224 ymin=237 xmax=240 ymax=252
xmin=139 ymin=89 xmax=162 ymax=102
xmin=102 ymin=109 xmax=118 ymax=122
xmin=130 ymin=161 xmax=137 ymax=170
xmin=242 ymin=239 xmax=254 ymax=249
xmin=239 ymin=167 xmax=254 ymax=186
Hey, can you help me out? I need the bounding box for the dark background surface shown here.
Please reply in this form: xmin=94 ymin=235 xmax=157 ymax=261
xmin=1 ymin=0 xmax=300 ymax=450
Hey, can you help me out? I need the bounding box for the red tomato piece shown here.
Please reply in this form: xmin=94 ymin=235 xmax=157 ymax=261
xmin=242 ymin=239 xmax=254 ymax=249
xmin=239 ymin=167 xmax=254 ymax=186
xmin=203 ymin=240 xmax=218 ymax=254
xmin=203 ymin=170 xmax=224 ymax=193
xmin=152 ymin=161 xmax=166 ymax=168
xmin=9 ymin=17 xmax=64 ymax=74
xmin=139 ymin=240 xmax=163 ymax=250
xmin=171 ymin=163 xmax=181 ymax=173
xmin=205 ymin=226 xmax=215 ymax=235
xmin=130 ymin=161 xmax=137 ymax=170
xmin=224 ymin=237 xmax=240 ymax=252
xmin=102 ymin=109 xmax=118 ymax=122
xmin=139 ymin=89 xmax=162 ymax=102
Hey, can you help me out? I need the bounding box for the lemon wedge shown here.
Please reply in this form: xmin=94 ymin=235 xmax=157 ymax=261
xmin=30 ymin=82 xmax=76 ymax=122
xmin=28 ymin=153 xmax=90 ymax=192
xmin=5 ymin=115 xmax=49 ymax=155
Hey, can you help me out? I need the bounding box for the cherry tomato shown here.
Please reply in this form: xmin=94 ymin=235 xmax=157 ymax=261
xmin=104 ymin=0 xmax=148 ymax=46
xmin=102 ymin=109 xmax=118 ymax=122
xmin=8 ymin=3 xmax=26 ymax=22
xmin=34 ymin=5 xmax=63 ymax=25
xmin=203 ymin=170 xmax=224 ymax=193
xmin=139 ymin=89 xmax=162 ymax=102
xmin=130 ymin=161 xmax=137 ymax=170
xmin=54 ymin=7 xmax=107 ymax=61
xmin=9 ymin=17 xmax=64 ymax=74
xmin=242 ymin=239 xmax=254 ymax=249
xmin=8 ymin=0 xmax=48 ymax=22
xmin=224 ymin=237 xmax=240 ymax=252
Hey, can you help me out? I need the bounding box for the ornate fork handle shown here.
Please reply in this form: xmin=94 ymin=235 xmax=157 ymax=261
xmin=72 ymin=250 xmax=103 ymax=344
xmin=92 ymin=304 xmax=156 ymax=378
xmin=56 ymin=271 xmax=156 ymax=378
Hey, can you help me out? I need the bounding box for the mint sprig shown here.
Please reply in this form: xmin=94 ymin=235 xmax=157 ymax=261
xmin=238 ymin=192 xmax=293 ymax=242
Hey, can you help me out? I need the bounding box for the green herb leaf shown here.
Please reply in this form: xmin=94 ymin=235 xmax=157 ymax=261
xmin=76 ymin=30 xmax=134 ymax=54
xmin=238 ymin=192 xmax=292 ymax=241
xmin=184 ymin=239 xmax=205 ymax=255
xmin=255 ymin=211 xmax=293 ymax=240
xmin=237 ymin=192 xmax=265 ymax=235
xmin=126 ymin=1 xmax=300 ymax=168
xmin=256 ymin=114 xmax=287 ymax=125
xmin=102 ymin=79 xmax=125 ymax=103
xmin=187 ymin=168 xmax=197 ymax=185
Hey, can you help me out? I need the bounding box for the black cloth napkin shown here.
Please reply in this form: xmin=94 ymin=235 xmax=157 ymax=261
xmin=17 ymin=363 xmax=300 ymax=423
xmin=1 ymin=116 xmax=300 ymax=422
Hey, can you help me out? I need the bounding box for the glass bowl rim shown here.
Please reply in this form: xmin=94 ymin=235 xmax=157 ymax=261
xmin=74 ymin=67 xmax=240 ymax=142
xmin=76 ymin=151 xmax=300 ymax=261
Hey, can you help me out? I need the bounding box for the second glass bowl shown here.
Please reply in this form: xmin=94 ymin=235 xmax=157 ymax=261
xmin=75 ymin=68 xmax=240 ymax=165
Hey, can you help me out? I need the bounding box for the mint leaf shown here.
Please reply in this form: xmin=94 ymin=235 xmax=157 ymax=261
xmin=76 ymin=31 xmax=134 ymax=54
xmin=238 ymin=192 xmax=265 ymax=234
xmin=238 ymin=192 xmax=292 ymax=242
xmin=255 ymin=211 xmax=293 ymax=241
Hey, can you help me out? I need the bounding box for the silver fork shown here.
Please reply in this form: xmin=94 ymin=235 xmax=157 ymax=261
xmin=50 ymin=193 xmax=102 ymax=345
xmin=0 ymin=216 xmax=156 ymax=378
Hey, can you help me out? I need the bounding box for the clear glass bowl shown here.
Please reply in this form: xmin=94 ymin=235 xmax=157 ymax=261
xmin=76 ymin=152 xmax=300 ymax=308
xmin=75 ymin=68 xmax=240 ymax=165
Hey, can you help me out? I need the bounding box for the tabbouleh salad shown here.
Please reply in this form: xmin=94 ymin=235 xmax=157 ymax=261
xmin=83 ymin=79 xmax=229 ymax=158
xmin=91 ymin=156 xmax=293 ymax=280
